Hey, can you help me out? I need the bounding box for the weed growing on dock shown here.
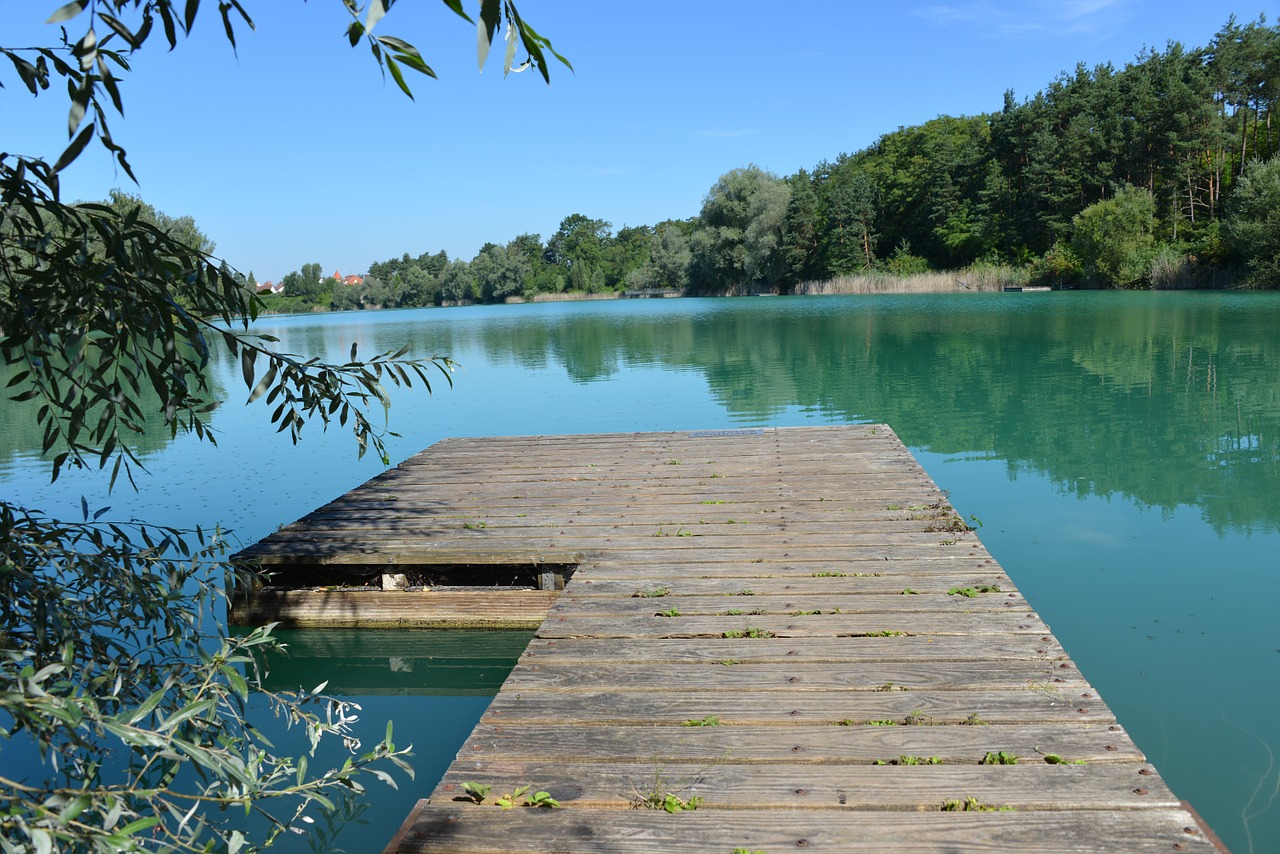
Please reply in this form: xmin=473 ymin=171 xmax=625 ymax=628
xmin=747 ymin=608 xmax=766 ymax=616
xmin=961 ymin=712 xmax=989 ymax=726
xmin=886 ymin=504 xmax=903 ymax=511
xmin=462 ymin=521 xmax=487 ymax=530
xmin=789 ymin=610 xmax=821 ymax=616
xmin=850 ymin=572 xmax=883 ymax=578
xmin=681 ymin=715 xmax=721 ymax=727
xmin=867 ymin=720 xmax=898 ymax=727
xmin=655 ymin=608 xmax=681 ymax=618
xmin=718 ymin=659 xmax=740 ymax=666
xmin=900 ymin=588 xmax=919 ymax=595
xmin=812 ymin=571 xmax=848 ymax=577
xmin=980 ymin=751 xmax=1019 ymax=765
xmin=874 ymin=756 xmax=942 ymax=766
xmin=460 ymin=782 xmax=491 ymax=803
xmin=859 ymin=630 xmax=907 ymax=637
xmin=836 ymin=719 xmax=856 ymax=726
xmin=731 ymin=849 xmax=768 ymax=854
xmin=947 ymin=584 xmax=1002 ymax=598
xmin=700 ymin=500 xmax=726 ymax=505
xmin=723 ymin=608 xmax=745 ymax=616
xmin=941 ymin=797 xmax=1013 ymax=812
xmin=633 ymin=587 xmax=670 ymax=598
xmin=722 ymin=628 xmax=775 ymax=639
xmin=875 ymin=682 xmax=910 ymax=692
xmin=459 ymin=782 xmax=560 ymax=809
xmin=903 ymin=709 xmax=931 ymax=726
xmin=1038 ymin=751 xmax=1087 ymax=765
xmin=736 ymin=589 xmax=756 ymax=596
xmin=630 ymin=763 xmax=711 ymax=813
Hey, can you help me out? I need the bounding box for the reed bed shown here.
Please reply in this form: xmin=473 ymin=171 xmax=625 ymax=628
xmin=793 ymin=266 xmax=1029 ymax=295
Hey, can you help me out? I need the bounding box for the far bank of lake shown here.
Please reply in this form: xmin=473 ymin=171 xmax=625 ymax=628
xmin=2 ymin=292 xmax=1276 ymax=852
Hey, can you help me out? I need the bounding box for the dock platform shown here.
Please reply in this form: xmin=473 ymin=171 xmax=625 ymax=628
xmin=235 ymin=426 xmax=1222 ymax=853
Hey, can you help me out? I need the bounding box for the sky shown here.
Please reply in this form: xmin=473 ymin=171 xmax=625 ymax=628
xmin=4 ymin=0 xmax=1273 ymax=282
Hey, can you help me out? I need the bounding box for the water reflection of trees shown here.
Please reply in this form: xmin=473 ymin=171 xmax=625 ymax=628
xmin=430 ymin=295 xmax=1280 ymax=534
xmin=21 ymin=297 xmax=1270 ymax=534
xmin=0 ymin=349 xmax=231 ymax=468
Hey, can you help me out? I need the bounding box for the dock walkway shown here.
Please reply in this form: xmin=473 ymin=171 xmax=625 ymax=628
xmin=236 ymin=426 xmax=1220 ymax=853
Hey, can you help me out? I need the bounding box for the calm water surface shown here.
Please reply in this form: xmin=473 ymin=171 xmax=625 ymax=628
xmin=3 ymin=292 xmax=1278 ymax=853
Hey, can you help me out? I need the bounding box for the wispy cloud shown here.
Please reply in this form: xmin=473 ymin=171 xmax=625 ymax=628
xmin=694 ymin=129 xmax=760 ymax=139
xmin=913 ymin=0 xmax=1131 ymax=37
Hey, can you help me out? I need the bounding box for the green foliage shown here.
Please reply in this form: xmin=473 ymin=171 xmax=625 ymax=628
xmin=630 ymin=764 xmax=709 ymax=813
xmin=1224 ymin=156 xmax=1280 ymax=287
xmin=721 ymin=628 xmax=775 ymax=639
xmin=981 ymin=751 xmax=1019 ymax=765
xmin=876 ymin=755 xmax=942 ymax=766
xmin=0 ymin=2 xmax=563 ymax=849
xmin=633 ymin=587 xmax=670 ymax=598
xmin=883 ymin=240 xmax=932 ymax=275
xmin=1070 ymin=185 xmax=1158 ymax=287
xmin=690 ymin=165 xmax=793 ymax=292
xmin=460 ymin=782 xmax=560 ymax=809
xmin=681 ymin=715 xmax=721 ymax=727
xmin=460 ymin=782 xmax=492 ymax=804
xmin=1041 ymin=753 xmax=1087 ymax=765
xmin=941 ymin=796 xmax=1014 ymax=812
xmin=947 ymin=584 xmax=1001 ymax=598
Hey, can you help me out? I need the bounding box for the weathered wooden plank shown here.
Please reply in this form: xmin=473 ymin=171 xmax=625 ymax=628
xmin=563 ymin=573 xmax=1014 ymax=596
xmin=241 ymin=544 xmax=991 ymax=565
xmin=534 ymin=612 xmax=1047 ymax=639
xmin=501 ymin=660 xmax=1088 ymax=693
xmin=430 ymin=762 xmax=1177 ymax=810
xmin=246 ymin=530 xmax=979 ymax=550
xmin=454 ymin=722 xmax=1144 ymax=764
xmin=569 ymin=559 xmax=1006 ymax=580
xmin=519 ymin=635 xmax=1072 ymax=664
xmin=235 ymin=589 xmax=558 ymax=629
xmin=545 ymin=592 xmax=1025 ymax=617
xmin=479 ymin=688 xmax=1115 ymax=726
xmin=389 ymin=807 xmax=1219 ymax=853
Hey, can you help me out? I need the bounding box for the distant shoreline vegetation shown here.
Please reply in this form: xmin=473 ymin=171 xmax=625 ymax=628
xmin=115 ymin=14 xmax=1280 ymax=312
xmin=250 ymin=262 xmax=1241 ymax=315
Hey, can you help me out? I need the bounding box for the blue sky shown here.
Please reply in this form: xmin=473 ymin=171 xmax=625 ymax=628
xmin=5 ymin=1 xmax=1270 ymax=281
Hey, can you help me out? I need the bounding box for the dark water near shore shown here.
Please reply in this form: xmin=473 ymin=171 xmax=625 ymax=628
xmin=3 ymin=292 xmax=1278 ymax=852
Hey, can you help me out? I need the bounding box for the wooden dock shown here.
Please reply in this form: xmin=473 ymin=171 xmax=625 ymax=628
xmin=235 ymin=426 xmax=1223 ymax=853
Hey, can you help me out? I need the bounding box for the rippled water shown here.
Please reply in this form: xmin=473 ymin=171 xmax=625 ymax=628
xmin=4 ymin=292 xmax=1278 ymax=852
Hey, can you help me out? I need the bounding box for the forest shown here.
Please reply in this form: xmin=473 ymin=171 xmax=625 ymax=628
xmin=227 ymin=14 xmax=1278 ymax=309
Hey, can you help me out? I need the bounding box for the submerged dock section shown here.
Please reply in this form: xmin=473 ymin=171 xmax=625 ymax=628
xmin=235 ymin=427 xmax=1221 ymax=853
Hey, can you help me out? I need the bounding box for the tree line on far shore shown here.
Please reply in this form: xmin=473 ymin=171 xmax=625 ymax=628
xmin=161 ymin=14 xmax=1280 ymax=311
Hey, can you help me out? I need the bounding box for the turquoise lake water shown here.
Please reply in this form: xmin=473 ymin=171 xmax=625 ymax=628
xmin=2 ymin=292 xmax=1277 ymax=852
